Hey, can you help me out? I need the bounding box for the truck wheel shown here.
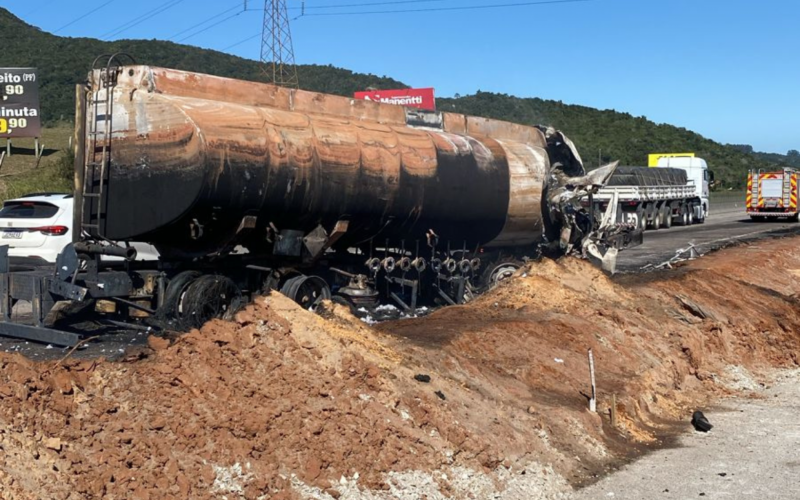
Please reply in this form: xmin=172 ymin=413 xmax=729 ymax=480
xmin=651 ymin=210 xmax=661 ymax=230
xmin=678 ymin=206 xmax=689 ymax=226
xmin=280 ymin=275 xmax=331 ymax=311
xmin=179 ymin=275 xmax=243 ymax=329
xmin=635 ymin=208 xmax=647 ymax=231
xmin=159 ymin=270 xmax=202 ymax=320
xmin=662 ymin=207 xmax=672 ymax=229
xmin=790 ymin=213 xmax=799 ymax=222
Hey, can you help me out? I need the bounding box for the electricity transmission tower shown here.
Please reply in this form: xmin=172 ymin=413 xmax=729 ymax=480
xmin=260 ymin=0 xmax=299 ymax=88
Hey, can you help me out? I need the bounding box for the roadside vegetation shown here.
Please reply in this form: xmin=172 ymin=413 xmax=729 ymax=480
xmin=0 ymin=125 xmax=73 ymax=201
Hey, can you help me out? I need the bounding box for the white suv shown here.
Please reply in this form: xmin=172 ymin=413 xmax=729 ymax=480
xmin=0 ymin=193 xmax=158 ymax=264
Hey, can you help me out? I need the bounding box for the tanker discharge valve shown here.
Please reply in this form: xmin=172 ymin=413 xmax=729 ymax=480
xmin=381 ymin=257 xmax=396 ymax=273
xmin=398 ymin=257 xmax=412 ymax=272
xmin=365 ymin=258 xmax=382 ymax=274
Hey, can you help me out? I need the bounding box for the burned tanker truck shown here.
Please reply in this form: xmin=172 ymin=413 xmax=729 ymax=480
xmin=0 ymin=56 xmax=639 ymax=345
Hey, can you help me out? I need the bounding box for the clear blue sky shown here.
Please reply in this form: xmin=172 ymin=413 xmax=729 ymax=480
xmin=2 ymin=0 xmax=798 ymax=154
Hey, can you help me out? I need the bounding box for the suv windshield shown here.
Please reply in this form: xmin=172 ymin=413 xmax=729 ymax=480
xmin=0 ymin=201 xmax=59 ymax=219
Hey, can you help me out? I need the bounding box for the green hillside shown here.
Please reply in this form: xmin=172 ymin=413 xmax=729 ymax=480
xmin=0 ymin=7 xmax=781 ymax=188
xmin=0 ymin=8 xmax=406 ymax=124
xmin=438 ymin=93 xmax=774 ymax=187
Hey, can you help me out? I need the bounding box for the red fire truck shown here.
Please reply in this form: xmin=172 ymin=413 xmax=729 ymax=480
xmin=746 ymin=168 xmax=800 ymax=221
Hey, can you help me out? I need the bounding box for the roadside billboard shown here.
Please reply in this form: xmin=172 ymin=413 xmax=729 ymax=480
xmin=355 ymin=88 xmax=436 ymax=110
xmin=0 ymin=68 xmax=41 ymax=138
xmin=648 ymin=152 xmax=695 ymax=167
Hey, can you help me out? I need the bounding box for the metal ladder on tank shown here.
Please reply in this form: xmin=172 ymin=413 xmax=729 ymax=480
xmin=81 ymin=54 xmax=135 ymax=240
xmin=82 ymin=73 xmax=113 ymax=238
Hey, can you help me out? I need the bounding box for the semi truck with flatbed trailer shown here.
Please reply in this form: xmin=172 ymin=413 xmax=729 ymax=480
xmin=746 ymin=168 xmax=800 ymax=221
xmin=0 ymin=55 xmax=640 ymax=347
xmin=590 ymin=157 xmax=712 ymax=230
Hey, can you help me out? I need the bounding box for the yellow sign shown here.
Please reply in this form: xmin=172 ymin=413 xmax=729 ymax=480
xmin=0 ymin=119 xmax=6 ymax=134
xmin=648 ymin=152 xmax=695 ymax=167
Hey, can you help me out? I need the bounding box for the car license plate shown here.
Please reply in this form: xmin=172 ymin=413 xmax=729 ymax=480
xmin=2 ymin=231 xmax=22 ymax=239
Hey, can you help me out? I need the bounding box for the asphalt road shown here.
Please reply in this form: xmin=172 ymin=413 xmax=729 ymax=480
xmin=569 ymin=370 xmax=800 ymax=500
xmin=616 ymin=208 xmax=800 ymax=272
xmin=2 ymin=207 xmax=799 ymax=360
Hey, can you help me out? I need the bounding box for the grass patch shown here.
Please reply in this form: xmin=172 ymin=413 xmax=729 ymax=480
xmin=0 ymin=125 xmax=73 ymax=201
xmin=0 ymin=149 xmax=73 ymax=201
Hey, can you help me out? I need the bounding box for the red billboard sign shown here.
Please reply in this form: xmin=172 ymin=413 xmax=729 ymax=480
xmin=355 ymin=88 xmax=435 ymax=110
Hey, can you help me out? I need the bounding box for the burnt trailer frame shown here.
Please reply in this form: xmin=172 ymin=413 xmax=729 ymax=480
xmin=0 ymin=55 xmax=641 ymax=346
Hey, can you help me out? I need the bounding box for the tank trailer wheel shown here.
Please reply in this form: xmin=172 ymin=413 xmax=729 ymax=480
xmin=179 ymin=275 xmax=243 ymax=330
xmin=160 ymin=270 xmax=202 ymax=320
xmin=280 ymin=275 xmax=331 ymax=311
xmin=485 ymin=263 xmax=521 ymax=289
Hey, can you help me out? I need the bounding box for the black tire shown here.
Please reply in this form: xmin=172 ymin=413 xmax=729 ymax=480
xmin=651 ymin=209 xmax=661 ymax=230
xmin=635 ymin=208 xmax=647 ymax=231
xmin=481 ymin=262 xmax=521 ymax=290
xmin=159 ymin=270 xmax=202 ymax=320
xmin=280 ymin=275 xmax=331 ymax=311
xmin=790 ymin=213 xmax=800 ymax=223
xmin=179 ymin=275 xmax=242 ymax=330
xmin=662 ymin=206 xmax=673 ymax=229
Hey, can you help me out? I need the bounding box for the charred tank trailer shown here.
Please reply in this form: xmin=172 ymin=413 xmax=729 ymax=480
xmin=0 ymin=56 xmax=640 ymax=346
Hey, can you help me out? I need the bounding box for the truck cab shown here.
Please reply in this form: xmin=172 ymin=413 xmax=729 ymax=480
xmin=656 ymin=157 xmax=712 ymax=219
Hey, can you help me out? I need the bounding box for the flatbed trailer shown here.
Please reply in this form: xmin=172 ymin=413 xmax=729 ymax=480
xmin=592 ymin=183 xmax=704 ymax=230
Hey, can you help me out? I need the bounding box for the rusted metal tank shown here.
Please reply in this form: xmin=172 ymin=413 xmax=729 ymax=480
xmin=85 ymin=66 xmax=582 ymax=258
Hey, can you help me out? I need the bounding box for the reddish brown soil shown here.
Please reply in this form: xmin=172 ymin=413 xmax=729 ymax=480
xmin=1 ymin=238 xmax=799 ymax=499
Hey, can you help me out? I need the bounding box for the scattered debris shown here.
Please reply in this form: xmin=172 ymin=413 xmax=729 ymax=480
xmin=643 ymin=243 xmax=703 ymax=271
xmin=434 ymin=390 xmax=446 ymax=401
xmin=414 ymin=374 xmax=431 ymax=383
xmin=691 ymin=411 xmax=713 ymax=432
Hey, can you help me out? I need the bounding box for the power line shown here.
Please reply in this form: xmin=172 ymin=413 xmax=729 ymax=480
xmin=176 ymin=8 xmax=249 ymax=43
xmin=101 ymin=0 xmax=187 ymax=40
xmin=221 ymin=32 xmax=262 ymax=51
xmin=53 ymin=0 xmax=118 ymax=34
xmin=218 ymin=0 xmax=592 ymax=53
xmin=287 ymin=0 xmax=449 ymax=9
xmin=300 ymin=0 xmax=591 ymax=16
xmin=22 ymin=0 xmax=58 ymax=17
xmin=167 ymin=2 xmax=244 ymax=41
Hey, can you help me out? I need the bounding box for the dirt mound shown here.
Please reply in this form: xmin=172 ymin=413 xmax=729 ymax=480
xmin=1 ymin=238 xmax=800 ymax=499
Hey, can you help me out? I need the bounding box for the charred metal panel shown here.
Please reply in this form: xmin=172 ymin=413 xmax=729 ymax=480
xmin=466 ymin=116 xmax=547 ymax=149
xmin=441 ymin=112 xmax=468 ymax=135
xmin=485 ymin=140 xmax=548 ymax=247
